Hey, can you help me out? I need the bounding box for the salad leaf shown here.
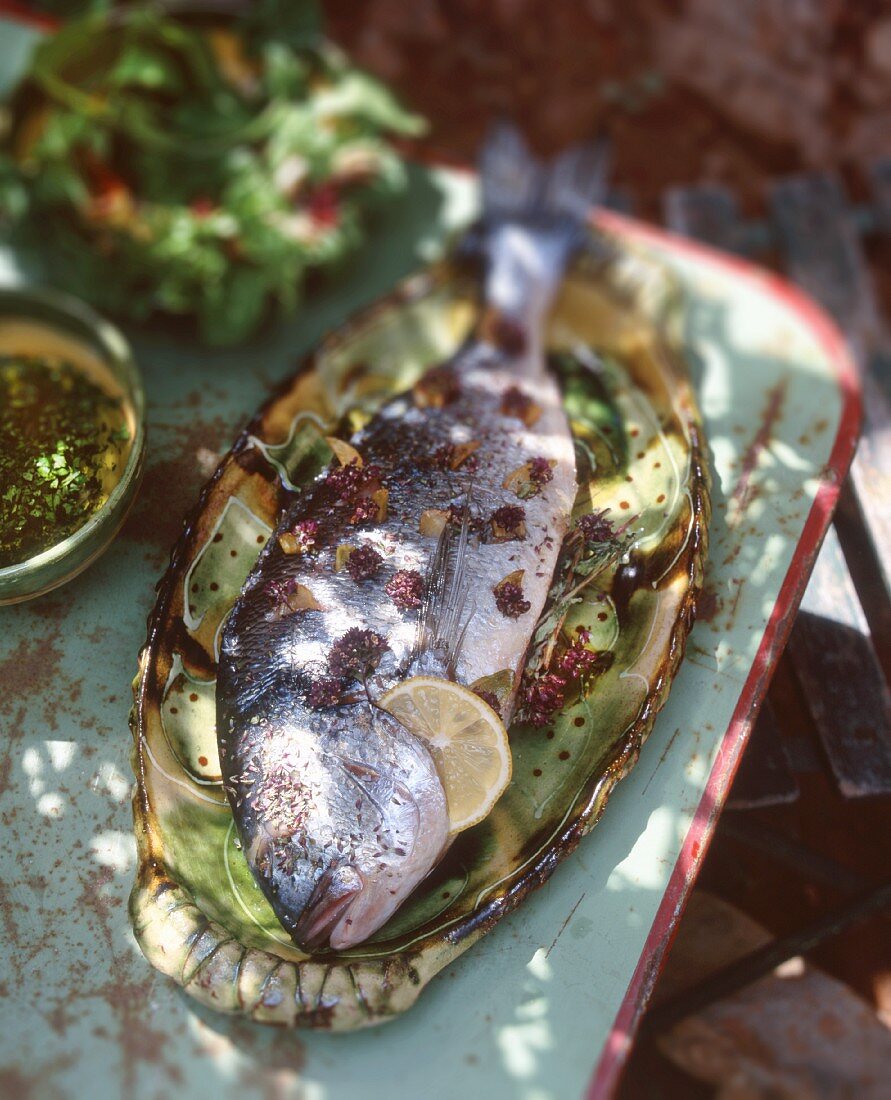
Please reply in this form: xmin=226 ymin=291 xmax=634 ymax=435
xmin=201 ymin=265 xmax=274 ymax=346
xmin=107 ymin=43 xmax=185 ymax=92
xmin=0 ymin=2 xmax=424 ymax=344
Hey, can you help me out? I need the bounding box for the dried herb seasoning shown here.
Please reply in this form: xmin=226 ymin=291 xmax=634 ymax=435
xmin=0 ymin=353 xmax=131 ymax=567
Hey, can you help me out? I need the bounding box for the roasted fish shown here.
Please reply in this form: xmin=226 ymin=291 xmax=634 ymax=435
xmin=217 ymin=126 xmax=608 ymax=950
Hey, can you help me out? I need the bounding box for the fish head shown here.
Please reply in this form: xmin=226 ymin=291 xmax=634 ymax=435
xmin=229 ymin=701 xmax=450 ymax=953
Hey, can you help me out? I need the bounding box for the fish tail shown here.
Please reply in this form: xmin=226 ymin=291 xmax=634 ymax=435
xmin=480 ymin=122 xmax=610 ymax=228
xmin=476 ymin=123 xmax=610 ymax=332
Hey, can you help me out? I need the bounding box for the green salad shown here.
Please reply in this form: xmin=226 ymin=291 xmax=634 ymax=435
xmin=0 ymin=2 xmax=423 ymax=344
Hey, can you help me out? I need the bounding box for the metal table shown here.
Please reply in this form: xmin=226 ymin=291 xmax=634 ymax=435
xmin=0 ymin=15 xmax=861 ymax=1099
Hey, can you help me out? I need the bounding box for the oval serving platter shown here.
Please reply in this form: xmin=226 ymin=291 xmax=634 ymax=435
xmin=130 ymin=234 xmax=710 ymax=1029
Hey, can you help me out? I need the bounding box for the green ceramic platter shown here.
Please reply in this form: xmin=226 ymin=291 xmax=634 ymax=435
xmin=129 ymin=240 xmax=710 ymax=1028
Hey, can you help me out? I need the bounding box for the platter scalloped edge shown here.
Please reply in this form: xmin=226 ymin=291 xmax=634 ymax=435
xmin=128 ymin=232 xmax=711 ymax=1030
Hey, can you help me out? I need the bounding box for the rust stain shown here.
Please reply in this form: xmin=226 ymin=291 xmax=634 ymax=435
xmin=0 ymin=607 xmax=178 ymax=1097
xmin=226 ymin=1018 xmax=306 ymax=1075
xmin=75 ymin=626 xmax=107 ymax=647
xmin=20 ymin=594 xmax=69 ymax=622
xmin=251 ymin=365 xmax=284 ymax=394
xmin=0 ymin=1055 xmax=76 ymax=1099
xmin=729 ymin=379 xmax=789 ymax=521
xmin=0 ymin=1069 xmax=34 ymax=1099
xmin=725 ymin=578 xmax=745 ymax=629
xmin=0 ymin=727 xmax=15 ymax=800
xmin=121 ymin=414 xmax=233 ymax=562
xmin=0 ymin=634 xmax=83 ymax=738
xmin=0 ymin=882 xmax=27 ymax=987
xmin=696 ymin=585 xmax=720 ymax=623
xmin=0 ymin=635 xmax=65 ymax=720
xmin=57 ymin=866 xmax=184 ymax=1095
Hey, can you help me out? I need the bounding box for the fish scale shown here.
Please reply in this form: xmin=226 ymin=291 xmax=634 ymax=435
xmin=216 ymin=125 xmax=608 ymax=950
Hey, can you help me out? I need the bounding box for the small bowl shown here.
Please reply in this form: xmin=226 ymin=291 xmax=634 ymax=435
xmin=0 ymin=286 xmax=145 ymax=604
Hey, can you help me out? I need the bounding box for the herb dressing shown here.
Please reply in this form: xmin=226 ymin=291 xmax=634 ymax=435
xmin=0 ymin=321 xmax=135 ymax=568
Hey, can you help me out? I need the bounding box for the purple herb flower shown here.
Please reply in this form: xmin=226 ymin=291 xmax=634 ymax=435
xmin=528 ymin=456 xmax=554 ymax=488
xmin=494 ymin=579 xmax=531 ymax=619
xmin=500 ymin=385 xmax=538 ymax=424
xmin=295 ymin=519 xmax=319 ymax=550
xmin=307 ymin=677 xmax=342 ymax=709
xmin=350 ymin=497 xmax=378 ymax=525
xmin=429 ymin=444 xmax=453 ymax=470
xmin=523 ymin=673 xmax=566 ymax=728
xmin=490 ymin=504 xmax=527 ymax=541
xmin=558 ymin=642 xmax=601 ymax=679
xmin=326 ymin=460 xmax=364 ymax=502
xmin=414 ymin=366 xmax=460 ymax=408
xmin=265 ymin=578 xmax=296 ymax=619
xmin=326 ymin=461 xmax=383 ymax=506
xmin=346 ymin=544 xmax=383 ymax=582
xmin=576 ymin=509 xmax=618 ymax=546
xmin=328 ymin=628 xmax=389 ymax=682
xmin=386 ymin=569 xmax=424 ymax=610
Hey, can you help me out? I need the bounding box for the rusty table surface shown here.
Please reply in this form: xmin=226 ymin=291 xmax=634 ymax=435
xmin=0 ymin=16 xmax=860 ymax=1100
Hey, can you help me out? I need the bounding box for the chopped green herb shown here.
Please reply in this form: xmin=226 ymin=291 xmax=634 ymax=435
xmin=0 ymin=354 xmax=132 ymax=567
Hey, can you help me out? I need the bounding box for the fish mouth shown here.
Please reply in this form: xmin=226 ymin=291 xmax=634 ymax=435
xmin=294 ymin=863 xmax=364 ymax=951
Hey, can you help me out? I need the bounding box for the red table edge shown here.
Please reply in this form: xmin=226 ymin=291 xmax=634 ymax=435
xmin=0 ymin=6 xmax=862 ymax=1082
xmin=586 ymin=209 xmax=862 ymax=1098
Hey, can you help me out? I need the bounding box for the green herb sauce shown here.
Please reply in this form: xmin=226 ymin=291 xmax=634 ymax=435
xmin=0 ymin=353 xmax=131 ymax=568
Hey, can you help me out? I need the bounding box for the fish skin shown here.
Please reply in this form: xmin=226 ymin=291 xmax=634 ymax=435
xmin=217 ymin=128 xmax=607 ymax=951
xmin=217 ymin=334 xmax=577 ymax=950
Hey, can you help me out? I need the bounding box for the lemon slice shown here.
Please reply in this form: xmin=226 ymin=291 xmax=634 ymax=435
xmin=379 ymin=676 xmax=512 ymax=833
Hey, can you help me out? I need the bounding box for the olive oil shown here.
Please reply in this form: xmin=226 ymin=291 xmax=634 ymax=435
xmin=0 ymin=321 xmax=136 ymax=568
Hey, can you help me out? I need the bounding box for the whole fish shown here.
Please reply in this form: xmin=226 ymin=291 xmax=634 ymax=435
xmin=217 ymin=126 xmax=607 ymax=950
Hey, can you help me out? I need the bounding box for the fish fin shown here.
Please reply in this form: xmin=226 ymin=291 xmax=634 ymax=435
xmin=479 ymin=121 xmax=609 ymax=231
xmin=414 ymin=498 xmax=475 ymax=677
xmin=541 ymin=135 xmax=611 ymax=224
xmin=479 ymin=124 xmax=543 ymax=223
